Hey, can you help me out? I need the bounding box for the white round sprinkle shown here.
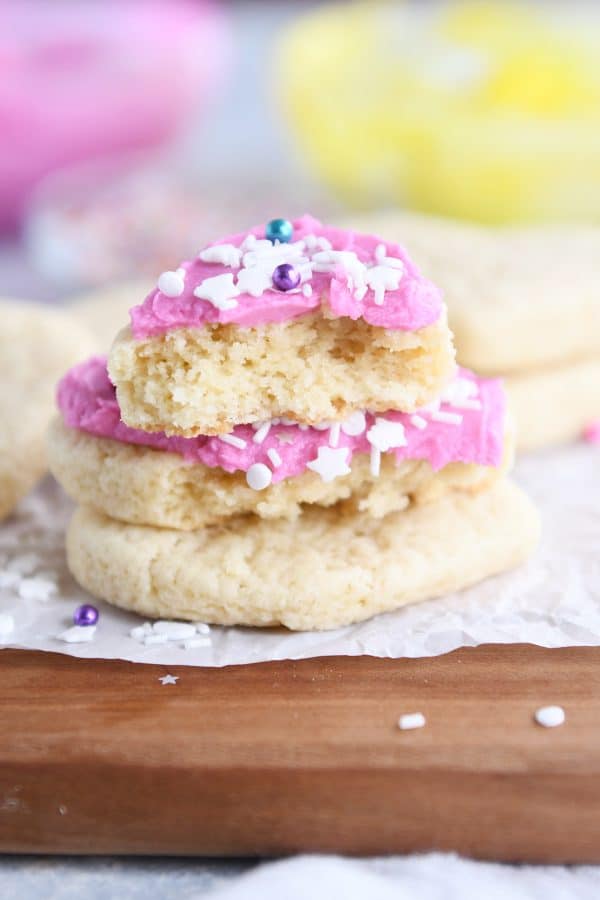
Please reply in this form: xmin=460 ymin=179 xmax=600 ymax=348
xmin=158 ymin=270 xmax=185 ymax=297
xmin=534 ymin=706 xmax=565 ymax=728
xmin=246 ymin=463 xmax=272 ymax=491
xmin=398 ymin=712 xmax=426 ymax=731
xmin=0 ymin=613 xmax=15 ymax=636
xmin=341 ymin=411 xmax=367 ymax=436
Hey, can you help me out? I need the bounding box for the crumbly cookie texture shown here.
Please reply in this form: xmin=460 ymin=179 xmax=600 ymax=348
xmin=108 ymin=313 xmax=455 ymax=436
xmin=340 ymin=212 xmax=600 ymax=375
xmin=48 ymin=416 xmax=513 ymax=530
xmin=506 ymin=357 xmax=600 ymax=452
xmin=66 ymin=479 xmax=540 ymax=631
xmin=0 ymin=300 xmax=93 ymax=521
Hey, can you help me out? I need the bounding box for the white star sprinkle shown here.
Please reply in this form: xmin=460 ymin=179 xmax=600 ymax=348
xmin=303 ymin=234 xmax=332 ymax=252
xmin=242 ymin=240 xmax=306 ymax=270
xmin=240 ymin=233 xmax=260 ymax=251
xmin=198 ymin=243 xmax=242 ymax=268
xmin=236 ymin=265 xmax=274 ymax=298
xmin=312 ymin=250 xmax=367 ymax=298
xmin=159 ymin=674 xmax=179 ymax=685
xmin=367 ymin=418 xmax=407 ymax=452
xmin=306 ymin=446 xmax=351 ymax=483
xmin=193 ymin=273 xmax=239 ymax=310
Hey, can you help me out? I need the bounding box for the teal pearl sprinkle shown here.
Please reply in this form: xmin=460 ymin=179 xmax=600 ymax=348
xmin=265 ymin=218 xmax=293 ymax=244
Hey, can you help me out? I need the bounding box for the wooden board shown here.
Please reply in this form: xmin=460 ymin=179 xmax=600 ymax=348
xmin=1 ymin=644 xmax=600 ymax=862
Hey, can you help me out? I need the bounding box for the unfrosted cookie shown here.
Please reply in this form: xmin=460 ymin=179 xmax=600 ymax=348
xmin=68 ymin=281 xmax=152 ymax=352
xmin=507 ymin=358 xmax=600 ymax=452
xmin=66 ymin=479 xmax=540 ymax=630
xmin=0 ymin=299 xmax=93 ymax=521
xmin=340 ymin=212 xmax=600 ymax=376
xmin=49 ymin=356 xmax=510 ymax=528
xmin=108 ymin=215 xmax=455 ymax=436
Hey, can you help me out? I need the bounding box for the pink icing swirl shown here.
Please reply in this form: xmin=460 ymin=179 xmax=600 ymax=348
xmin=130 ymin=214 xmax=443 ymax=338
xmin=57 ymin=357 xmax=505 ymax=484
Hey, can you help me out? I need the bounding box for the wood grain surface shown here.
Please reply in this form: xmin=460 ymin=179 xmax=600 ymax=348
xmin=1 ymin=644 xmax=599 ymax=861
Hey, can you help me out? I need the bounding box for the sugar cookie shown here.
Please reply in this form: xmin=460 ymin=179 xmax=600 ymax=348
xmin=66 ymin=479 xmax=540 ymax=631
xmin=108 ymin=215 xmax=455 ymax=436
xmin=0 ymin=299 xmax=92 ymax=521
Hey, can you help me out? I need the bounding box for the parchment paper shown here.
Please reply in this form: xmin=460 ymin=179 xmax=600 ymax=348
xmin=0 ymin=444 xmax=598 ymax=667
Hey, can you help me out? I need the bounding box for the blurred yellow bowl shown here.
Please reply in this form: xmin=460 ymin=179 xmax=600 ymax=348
xmin=278 ymin=1 xmax=600 ymax=224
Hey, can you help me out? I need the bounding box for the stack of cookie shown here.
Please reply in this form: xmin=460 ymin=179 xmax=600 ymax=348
xmin=48 ymin=216 xmax=539 ymax=630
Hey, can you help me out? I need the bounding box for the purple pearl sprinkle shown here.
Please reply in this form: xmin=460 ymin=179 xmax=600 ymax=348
xmin=73 ymin=604 xmax=99 ymax=627
xmin=272 ymin=262 xmax=301 ymax=292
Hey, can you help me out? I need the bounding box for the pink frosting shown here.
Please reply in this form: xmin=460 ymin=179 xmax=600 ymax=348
xmin=57 ymin=357 xmax=505 ymax=484
xmin=583 ymin=421 xmax=600 ymax=444
xmin=130 ymin=215 xmax=443 ymax=337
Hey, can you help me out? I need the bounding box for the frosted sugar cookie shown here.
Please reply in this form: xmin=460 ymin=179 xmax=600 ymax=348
xmin=0 ymin=299 xmax=92 ymax=521
xmin=66 ymin=479 xmax=540 ymax=631
xmin=49 ymin=356 xmax=511 ymax=529
xmin=108 ymin=215 xmax=455 ymax=436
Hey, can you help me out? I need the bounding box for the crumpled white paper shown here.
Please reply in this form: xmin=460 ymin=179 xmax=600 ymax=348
xmin=0 ymin=444 xmax=598 ymax=667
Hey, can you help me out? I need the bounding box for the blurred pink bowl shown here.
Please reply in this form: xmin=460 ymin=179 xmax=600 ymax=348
xmin=0 ymin=0 xmax=229 ymax=232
